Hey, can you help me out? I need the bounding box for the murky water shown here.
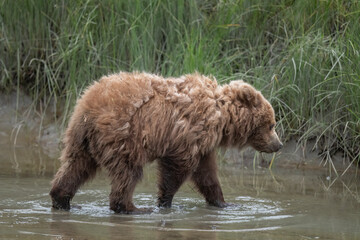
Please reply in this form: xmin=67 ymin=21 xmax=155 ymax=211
xmin=1 ymin=143 xmax=359 ymax=240
xmin=0 ymin=100 xmax=359 ymax=240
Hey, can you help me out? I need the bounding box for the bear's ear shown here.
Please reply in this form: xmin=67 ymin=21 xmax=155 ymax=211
xmin=232 ymin=82 xmax=261 ymax=108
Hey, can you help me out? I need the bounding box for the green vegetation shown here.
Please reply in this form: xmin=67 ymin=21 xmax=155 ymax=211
xmin=1 ymin=0 xmax=359 ymax=166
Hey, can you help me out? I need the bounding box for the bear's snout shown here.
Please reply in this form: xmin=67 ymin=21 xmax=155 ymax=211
xmin=271 ymin=138 xmax=283 ymax=152
xmin=266 ymin=132 xmax=283 ymax=153
xmin=249 ymin=131 xmax=283 ymax=153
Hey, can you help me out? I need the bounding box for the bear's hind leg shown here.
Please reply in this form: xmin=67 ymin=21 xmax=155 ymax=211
xmin=157 ymin=158 xmax=192 ymax=208
xmin=191 ymin=151 xmax=227 ymax=208
xmin=50 ymin=150 xmax=98 ymax=210
xmin=108 ymin=165 xmax=148 ymax=214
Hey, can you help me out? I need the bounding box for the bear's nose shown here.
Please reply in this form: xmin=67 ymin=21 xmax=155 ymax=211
xmin=272 ymin=141 xmax=283 ymax=152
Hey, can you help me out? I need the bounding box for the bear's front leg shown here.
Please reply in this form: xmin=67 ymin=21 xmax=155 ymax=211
xmin=157 ymin=158 xmax=191 ymax=208
xmin=191 ymin=151 xmax=227 ymax=208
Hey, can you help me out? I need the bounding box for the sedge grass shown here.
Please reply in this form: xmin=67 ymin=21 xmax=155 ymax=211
xmin=0 ymin=0 xmax=359 ymax=169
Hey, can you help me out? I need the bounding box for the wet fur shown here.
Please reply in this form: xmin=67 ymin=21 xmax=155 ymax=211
xmin=50 ymin=72 xmax=282 ymax=213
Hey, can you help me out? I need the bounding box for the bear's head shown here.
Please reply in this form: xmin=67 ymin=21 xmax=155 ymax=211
xmin=219 ymin=81 xmax=283 ymax=153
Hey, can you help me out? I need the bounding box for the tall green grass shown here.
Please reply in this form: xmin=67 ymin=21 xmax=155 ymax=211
xmin=0 ymin=0 xmax=359 ymax=166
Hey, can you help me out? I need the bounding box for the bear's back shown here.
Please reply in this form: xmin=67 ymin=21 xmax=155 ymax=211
xmin=79 ymin=72 xmax=219 ymax=118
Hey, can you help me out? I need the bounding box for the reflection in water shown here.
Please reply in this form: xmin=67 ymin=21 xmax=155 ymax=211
xmin=0 ymin=127 xmax=359 ymax=239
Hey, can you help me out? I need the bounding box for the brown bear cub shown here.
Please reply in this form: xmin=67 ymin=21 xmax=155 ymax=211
xmin=50 ymin=72 xmax=282 ymax=214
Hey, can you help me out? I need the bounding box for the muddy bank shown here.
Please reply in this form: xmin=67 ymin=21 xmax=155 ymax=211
xmin=0 ymin=92 xmax=60 ymax=157
xmin=0 ymin=92 xmax=60 ymax=176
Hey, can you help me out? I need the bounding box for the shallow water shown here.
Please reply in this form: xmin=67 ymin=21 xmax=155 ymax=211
xmin=1 ymin=140 xmax=359 ymax=240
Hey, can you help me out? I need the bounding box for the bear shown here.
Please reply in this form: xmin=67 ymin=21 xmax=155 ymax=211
xmin=50 ymin=72 xmax=282 ymax=214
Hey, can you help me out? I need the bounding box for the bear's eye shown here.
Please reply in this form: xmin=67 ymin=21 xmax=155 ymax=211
xmin=269 ymin=124 xmax=275 ymax=131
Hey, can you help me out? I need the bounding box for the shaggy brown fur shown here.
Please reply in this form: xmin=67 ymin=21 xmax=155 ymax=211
xmin=50 ymin=72 xmax=282 ymax=213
